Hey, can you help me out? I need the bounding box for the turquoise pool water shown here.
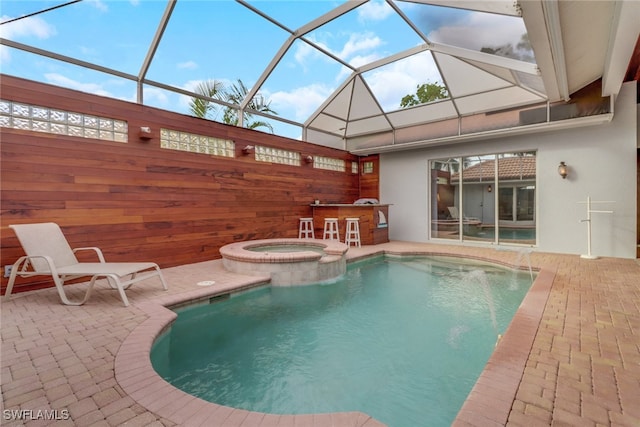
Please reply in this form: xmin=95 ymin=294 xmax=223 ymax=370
xmin=152 ymin=256 xmax=532 ymax=426
xmin=466 ymin=227 xmax=536 ymax=241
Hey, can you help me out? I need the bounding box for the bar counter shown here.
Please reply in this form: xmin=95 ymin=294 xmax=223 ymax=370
xmin=311 ymin=204 xmax=390 ymax=245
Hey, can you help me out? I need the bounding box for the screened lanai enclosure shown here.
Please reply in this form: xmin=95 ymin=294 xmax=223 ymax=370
xmin=1 ymin=0 xmax=629 ymax=152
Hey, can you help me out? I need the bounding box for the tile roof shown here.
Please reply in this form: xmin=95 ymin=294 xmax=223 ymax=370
xmin=451 ymin=156 xmax=536 ymax=182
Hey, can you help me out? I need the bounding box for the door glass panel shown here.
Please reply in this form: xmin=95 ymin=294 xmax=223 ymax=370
xmin=498 ymin=187 xmax=513 ymax=221
xmin=517 ymin=186 xmax=535 ymax=221
xmin=461 ymin=155 xmax=495 ymax=242
xmin=498 ymin=152 xmax=536 ymax=244
xmin=430 ymin=158 xmax=459 ymax=240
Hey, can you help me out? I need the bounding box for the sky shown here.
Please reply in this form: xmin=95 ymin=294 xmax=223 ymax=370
xmin=0 ymin=0 xmax=532 ymax=140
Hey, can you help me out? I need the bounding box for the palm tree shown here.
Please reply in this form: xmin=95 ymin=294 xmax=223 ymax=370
xmin=188 ymin=79 xmax=225 ymax=119
xmin=222 ymin=79 xmax=278 ymax=133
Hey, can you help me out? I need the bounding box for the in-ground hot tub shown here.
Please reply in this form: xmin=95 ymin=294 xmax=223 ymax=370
xmin=219 ymin=238 xmax=349 ymax=286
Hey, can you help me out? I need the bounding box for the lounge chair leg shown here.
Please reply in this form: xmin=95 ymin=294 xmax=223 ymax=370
xmin=155 ymin=266 xmax=168 ymax=290
xmin=4 ymin=256 xmax=27 ymax=300
xmin=53 ymin=275 xmax=95 ymax=306
xmin=107 ymin=276 xmax=130 ymax=307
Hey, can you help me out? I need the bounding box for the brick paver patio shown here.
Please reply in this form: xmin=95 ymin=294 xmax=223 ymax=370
xmin=1 ymin=241 xmax=639 ymax=426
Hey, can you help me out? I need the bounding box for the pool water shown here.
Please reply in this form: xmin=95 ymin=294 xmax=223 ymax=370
xmin=466 ymin=227 xmax=535 ymax=241
xmin=151 ymin=256 xmax=532 ymax=426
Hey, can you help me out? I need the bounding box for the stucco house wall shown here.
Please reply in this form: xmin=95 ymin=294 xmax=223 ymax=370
xmin=380 ymin=81 xmax=637 ymax=259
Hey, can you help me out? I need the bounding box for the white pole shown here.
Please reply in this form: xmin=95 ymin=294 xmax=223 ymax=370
xmin=582 ymin=196 xmax=596 ymax=259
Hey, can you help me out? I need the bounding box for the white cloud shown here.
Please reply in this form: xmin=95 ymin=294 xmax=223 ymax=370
xmin=348 ymin=53 xmax=382 ymax=69
xmin=44 ymin=73 xmax=112 ymax=97
xmin=142 ymin=86 xmax=169 ymax=106
xmin=293 ymin=40 xmax=331 ymax=72
xmin=0 ymin=14 xmax=56 ymax=64
xmin=177 ymin=61 xmax=198 ymax=70
xmin=85 ymin=0 xmax=108 ymax=12
xmin=335 ymin=52 xmax=381 ymax=82
xmin=0 ymin=47 xmax=9 ymax=63
xmin=428 ymin=13 xmax=525 ymax=52
xmin=0 ymin=15 xmax=56 ymax=39
xmin=295 ymin=31 xmax=383 ymax=71
xmin=338 ymin=32 xmax=383 ymax=61
xmin=357 ymin=0 xmax=393 ymax=22
xmin=267 ymin=83 xmax=334 ymax=122
xmin=362 ymin=53 xmax=441 ymax=111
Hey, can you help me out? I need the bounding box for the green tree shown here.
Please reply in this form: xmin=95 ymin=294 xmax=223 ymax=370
xmin=222 ymin=79 xmax=278 ymax=133
xmin=188 ymin=79 xmax=225 ymax=119
xmin=400 ymin=81 xmax=448 ymax=108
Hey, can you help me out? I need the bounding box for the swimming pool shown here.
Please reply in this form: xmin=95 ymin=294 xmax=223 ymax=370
xmin=151 ymin=256 xmax=532 ymax=426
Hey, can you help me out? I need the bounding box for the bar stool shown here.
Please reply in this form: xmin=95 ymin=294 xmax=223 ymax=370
xmin=344 ymin=217 xmax=361 ymax=247
xmin=298 ymin=217 xmax=315 ymax=239
xmin=323 ymin=218 xmax=340 ymax=241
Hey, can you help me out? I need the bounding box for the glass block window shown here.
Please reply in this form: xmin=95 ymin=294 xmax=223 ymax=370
xmin=0 ymin=99 xmax=128 ymax=142
xmin=160 ymin=128 xmax=235 ymax=157
xmin=255 ymin=145 xmax=301 ymax=166
xmin=362 ymin=161 xmax=374 ymax=174
xmin=314 ymin=156 xmax=346 ymax=172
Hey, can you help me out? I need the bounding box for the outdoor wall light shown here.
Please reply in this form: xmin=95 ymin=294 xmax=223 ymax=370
xmin=487 ymin=184 xmax=492 ymax=193
xmin=242 ymin=145 xmax=254 ymax=155
xmin=138 ymin=126 xmax=152 ymax=140
xmin=304 ymin=155 xmax=314 ymax=164
xmin=558 ymin=161 xmax=568 ymax=179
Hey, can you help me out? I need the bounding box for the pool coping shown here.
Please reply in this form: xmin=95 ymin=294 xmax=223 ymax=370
xmin=114 ymin=248 xmax=554 ymax=427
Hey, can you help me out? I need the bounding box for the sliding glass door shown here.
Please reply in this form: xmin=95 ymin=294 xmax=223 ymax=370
xmin=430 ymin=151 xmax=536 ymax=245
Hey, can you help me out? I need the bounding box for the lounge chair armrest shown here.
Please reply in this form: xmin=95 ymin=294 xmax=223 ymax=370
xmin=73 ymin=247 xmax=106 ymax=263
xmin=9 ymin=255 xmax=59 ymax=275
xmin=4 ymin=255 xmax=40 ymax=299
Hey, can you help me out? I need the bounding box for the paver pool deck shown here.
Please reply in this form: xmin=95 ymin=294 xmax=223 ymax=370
xmin=1 ymin=241 xmax=639 ymax=426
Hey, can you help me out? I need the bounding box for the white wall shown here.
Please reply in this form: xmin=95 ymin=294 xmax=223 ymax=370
xmin=380 ymin=81 xmax=638 ymax=258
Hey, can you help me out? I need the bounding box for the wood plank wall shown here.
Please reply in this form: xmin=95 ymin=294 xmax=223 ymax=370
xmin=0 ymin=75 xmax=380 ymax=293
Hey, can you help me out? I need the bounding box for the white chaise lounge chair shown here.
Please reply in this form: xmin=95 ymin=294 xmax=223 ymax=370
xmin=447 ymin=206 xmax=481 ymax=223
xmin=5 ymin=222 xmax=168 ymax=307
